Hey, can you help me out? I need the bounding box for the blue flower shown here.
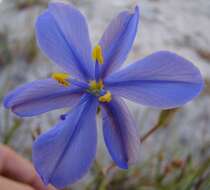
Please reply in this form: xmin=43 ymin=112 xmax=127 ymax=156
xmin=4 ymin=2 xmax=204 ymax=189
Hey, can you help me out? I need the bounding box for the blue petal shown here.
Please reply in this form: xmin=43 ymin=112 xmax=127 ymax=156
xmin=36 ymin=2 xmax=94 ymax=80
xmin=99 ymin=6 xmax=139 ymax=78
xmin=4 ymin=79 xmax=83 ymax=117
xmin=32 ymin=95 xmax=98 ymax=189
xmin=101 ymin=97 xmax=140 ymax=169
xmin=105 ymin=51 xmax=204 ymax=109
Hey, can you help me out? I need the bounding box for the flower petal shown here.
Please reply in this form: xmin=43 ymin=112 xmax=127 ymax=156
xmin=101 ymin=97 xmax=140 ymax=169
xmin=36 ymin=2 xmax=94 ymax=80
xmin=99 ymin=6 xmax=139 ymax=78
xmin=32 ymin=95 xmax=98 ymax=188
xmin=4 ymin=79 xmax=83 ymax=117
xmin=105 ymin=51 xmax=204 ymax=109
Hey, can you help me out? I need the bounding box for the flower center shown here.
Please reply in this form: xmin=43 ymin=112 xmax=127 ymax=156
xmin=51 ymin=43 xmax=112 ymax=103
xmin=88 ymin=80 xmax=112 ymax=103
xmin=89 ymin=80 xmax=104 ymax=93
xmin=51 ymin=73 xmax=112 ymax=103
xmin=98 ymin=91 xmax=112 ymax=103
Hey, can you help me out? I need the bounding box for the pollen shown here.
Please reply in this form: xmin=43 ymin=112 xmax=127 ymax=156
xmin=51 ymin=72 xmax=70 ymax=87
xmin=99 ymin=91 xmax=112 ymax=103
xmin=89 ymin=80 xmax=104 ymax=91
xmin=92 ymin=44 xmax=104 ymax=64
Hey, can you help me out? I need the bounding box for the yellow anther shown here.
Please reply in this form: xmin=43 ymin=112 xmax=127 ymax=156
xmin=51 ymin=72 xmax=70 ymax=87
xmin=99 ymin=91 xmax=112 ymax=103
xmin=89 ymin=80 xmax=104 ymax=91
xmin=92 ymin=44 xmax=104 ymax=64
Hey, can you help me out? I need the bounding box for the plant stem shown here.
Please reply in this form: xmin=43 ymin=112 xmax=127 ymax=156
xmin=3 ymin=119 xmax=22 ymax=145
xmin=140 ymin=124 xmax=160 ymax=143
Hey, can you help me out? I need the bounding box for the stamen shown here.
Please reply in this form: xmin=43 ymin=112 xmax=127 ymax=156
xmin=92 ymin=44 xmax=104 ymax=64
xmin=51 ymin=72 xmax=70 ymax=87
xmin=99 ymin=91 xmax=112 ymax=103
xmin=89 ymin=80 xmax=104 ymax=91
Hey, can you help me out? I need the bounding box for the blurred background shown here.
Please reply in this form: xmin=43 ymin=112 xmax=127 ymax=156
xmin=0 ymin=0 xmax=210 ymax=189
